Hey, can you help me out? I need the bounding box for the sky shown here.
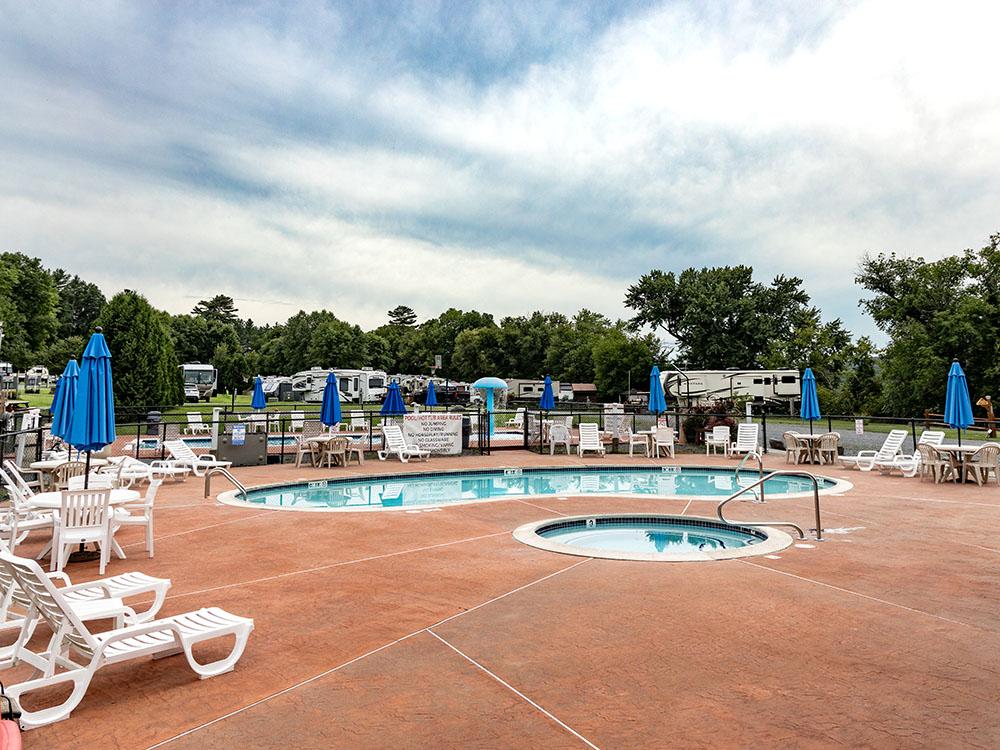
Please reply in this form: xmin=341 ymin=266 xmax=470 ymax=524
xmin=2 ymin=0 xmax=998 ymax=338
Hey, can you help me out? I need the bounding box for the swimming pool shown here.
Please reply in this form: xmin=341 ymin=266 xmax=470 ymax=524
xmin=513 ymin=514 xmax=793 ymax=561
xmin=222 ymin=466 xmax=845 ymax=512
xmin=139 ymin=436 xmax=298 ymax=450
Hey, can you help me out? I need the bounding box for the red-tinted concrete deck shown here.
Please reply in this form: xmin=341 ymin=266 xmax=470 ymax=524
xmin=8 ymin=451 xmax=1000 ymax=749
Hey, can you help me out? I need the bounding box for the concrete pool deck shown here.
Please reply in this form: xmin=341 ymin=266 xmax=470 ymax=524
xmin=8 ymin=450 xmax=1000 ymax=748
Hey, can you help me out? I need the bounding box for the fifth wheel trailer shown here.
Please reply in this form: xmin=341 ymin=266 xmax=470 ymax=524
xmin=661 ymin=370 xmax=801 ymax=407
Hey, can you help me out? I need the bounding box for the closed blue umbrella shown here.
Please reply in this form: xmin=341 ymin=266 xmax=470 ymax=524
xmin=800 ymin=367 xmax=821 ymax=434
xmin=381 ymin=381 xmax=407 ymax=416
xmin=425 ymin=380 xmax=438 ymax=408
xmin=50 ymin=358 xmax=80 ymax=441
xmin=320 ymin=372 xmax=342 ymax=428
xmin=648 ymin=366 xmax=666 ymax=415
xmin=67 ymin=330 xmax=116 ymax=483
xmin=944 ymin=359 xmax=974 ymax=445
xmin=251 ymin=375 xmax=266 ymax=410
xmin=539 ymin=376 xmax=555 ymax=411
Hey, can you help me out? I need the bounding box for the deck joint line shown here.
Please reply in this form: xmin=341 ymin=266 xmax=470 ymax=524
xmin=144 ymin=558 xmax=590 ymax=748
xmin=426 ymin=629 xmax=601 ymax=750
xmin=517 ymin=499 xmax=569 ymax=516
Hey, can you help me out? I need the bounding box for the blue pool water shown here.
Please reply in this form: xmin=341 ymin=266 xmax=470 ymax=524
xmin=139 ymin=436 xmax=297 ymax=449
xmin=538 ymin=517 xmax=761 ymax=554
xmin=237 ymin=467 xmax=835 ymax=511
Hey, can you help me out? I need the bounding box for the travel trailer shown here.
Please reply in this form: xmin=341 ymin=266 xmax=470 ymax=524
xmin=507 ymin=379 xmax=573 ymax=402
xmin=291 ymin=367 xmax=389 ymax=403
xmin=661 ymin=369 xmax=800 ymax=406
xmin=180 ymin=363 xmax=218 ymax=401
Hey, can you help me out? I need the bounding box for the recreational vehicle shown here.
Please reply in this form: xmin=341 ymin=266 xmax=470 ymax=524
xmin=291 ymin=367 xmax=389 ymax=403
xmin=179 ymin=363 xmax=218 ymax=401
xmin=661 ymin=369 xmax=800 ymax=406
xmin=507 ymin=379 xmax=573 ymax=402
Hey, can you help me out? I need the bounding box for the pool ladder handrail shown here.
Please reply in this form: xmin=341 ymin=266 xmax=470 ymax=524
xmin=733 ymin=449 xmax=765 ymax=501
xmin=203 ymin=466 xmax=248 ymax=501
xmin=716 ymin=469 xmax=824 ymax=541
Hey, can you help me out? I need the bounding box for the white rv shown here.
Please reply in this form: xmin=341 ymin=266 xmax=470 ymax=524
xmin=291 ymin=367 xmax=389 ymax=403
xmin=661 ymin=369 xmax=801 ymax=406
xmin=507 ymin=379 xmax=573 ymax=402
xmin=179 ymin=363 xmax=218 ymax=401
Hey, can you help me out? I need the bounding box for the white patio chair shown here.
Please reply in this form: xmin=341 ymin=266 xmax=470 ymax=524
xmin=3 ymin=460 xmax=43 ymax=495
xmin=577 ymin=423 xmax=606 ymax=457
xmin=549 ymin=422 xmax=572 ymax=455
xmin=840 ymin=429 xmax=908 ymax=471
xmin=377 ymin=425 xmax=430 ymax=463
xmin=0 ymin=468 xmax=54 ymax=550
xmin=705 ymin=426 xmax=731 ymax=456
xmin=52 ymin=489 xmax=114 ymax=575
xmin=652 ymin=426 xmax=675 ymax=458
xmin=294 ymin=435 xmax=318 ymax=468
xmin=626 ymin=428 xmax=649 ymax=457
xmin=0 ymin=550 xmax=253 ymax=730
xmin=730 ymin=424 xmax=759 ymax=458
xmin=162 ymin=440 xmax=232 ymax=477
xmin=113 ymin=479 xmax=160 ymax=558
xmin=963 ymin=443 xmax=1000 ymax=486
xmin=816 ymin=433 xmax=840 ymax=465
xmin=66 ymin=474 xmax=115 ymax=491
xmin=783 ymin=432 xmax=808 ymax=464
xmin=182 ymin=412 xmax=211 ymax=435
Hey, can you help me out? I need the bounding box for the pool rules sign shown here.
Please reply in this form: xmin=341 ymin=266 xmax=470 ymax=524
xmin=403 ymin=413 xmax=463 ymax=455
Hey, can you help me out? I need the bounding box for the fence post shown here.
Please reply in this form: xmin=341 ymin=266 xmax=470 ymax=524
xmin=35 ymin=426 xmax=43 ymax=461
xmin=160 ymin=419 xmax=167 ymax=461
xmin=761 ymin=412 xmax=768 ymax=454
xmin=523 ymin=410 xmax=529 ymax=450
xmin=910 ymin=419 xmax=918 ymax=451
xmin=280 ymin=414 xmax=286 ymax=464
xmin=135 ymin=422 xmax=142 ymax=459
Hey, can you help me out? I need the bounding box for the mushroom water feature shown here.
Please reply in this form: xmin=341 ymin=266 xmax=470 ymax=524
xmin=472 ymin=376 xmax=508 ymax=436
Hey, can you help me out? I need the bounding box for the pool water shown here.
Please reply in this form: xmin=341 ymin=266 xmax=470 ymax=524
xmin=539 ymin=519 xmax=759 ymax=554
xmin=139 ymin=436 xmax=298 ymax=449
xmin=237 ymin=467 xmax=835 ymax=511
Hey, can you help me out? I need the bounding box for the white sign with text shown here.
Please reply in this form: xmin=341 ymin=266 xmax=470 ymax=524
xmin=403 ymin=413 xmax=463 ymax=455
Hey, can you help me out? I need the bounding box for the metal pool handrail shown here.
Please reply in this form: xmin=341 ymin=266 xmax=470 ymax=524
xmin=204 ymin=466 xmax=248 ymax=501
xmin=734 ymin=448 xmax=765 ymax=501
xmin=716 ymin=470 xmax=824 ymax=541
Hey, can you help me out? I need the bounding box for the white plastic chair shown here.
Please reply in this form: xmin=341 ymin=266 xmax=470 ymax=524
xmin=577 ymin=423 xmax=606 ymax=457
xmin=0 ymin=550 xmax=253 ymax=730
xmin=0 ymin=468 xmax=54 ymax=550
xmin=705 ymin=426 xmax=731 ymax=455
xmin=183 ymin=413 xmax=211 ymax=435
xmin=3 ymin=460 xmax=43 ymax=495
xmin=653 ymin=427 xmax=675 ymax=458
xmin=113 ymin=479 xmax=160 ymax=558
xmin=730 ymin=424 xmax=760 ymax=458
xmin=377 ymin=425 xmax=430 ymax=463
xmin=839 ymin=429 xmax=908 ymax=471
xmin=289 ymin=411 xmax=305 ymax=432
xmin=626 ymin=428 xmax=649 ymax=457
xmin=549 ymin=423 xmax=572 ymax=455
xmin=52 ymin=489 xmax=114 ymax=575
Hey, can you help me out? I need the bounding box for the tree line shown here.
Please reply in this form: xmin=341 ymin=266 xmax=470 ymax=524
xmin=1 ymin=231 xmax=997 ymax=415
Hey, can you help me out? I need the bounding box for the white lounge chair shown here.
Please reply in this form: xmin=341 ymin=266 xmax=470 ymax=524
xmin=0 ymin=550 xmax=253 ymax=730
xmin=875 ymin=430 xmax=946 ymax=475
xmin=182 ymin=412 xmax=211 ymax=435
xmin=505 ymin=408 xmax=526 ymax=428
xmin=377 ymin=425 xmax=430 ymax=463
xmin=577 ymin=423 xmax=606 ymax=457
xmin=163 ymin=440 xmax=232 ymax=477
xmin=2 ymin=460 xmax=43 ymax=495
xmin=0 ymin=468 xmax=54 ymax=550
xmin=839 ymin=429 xmax=908 ymax=471
xmin=705 ymin=426 xmax=731 ymax=456
xmin=730 ymin=423 xmax=759 ymax=458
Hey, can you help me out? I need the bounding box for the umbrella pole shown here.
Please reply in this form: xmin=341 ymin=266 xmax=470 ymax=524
xmin=68 ymin=449 xmax=102 ymax=562
xmin=809 ymin=419 xmax=814 ymax=435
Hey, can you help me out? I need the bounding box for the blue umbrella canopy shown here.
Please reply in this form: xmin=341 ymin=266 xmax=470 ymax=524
xmin=380 ymin=381 xmax=407 ymax=416
xmin=425 ymin=380 xmax=438 ymax=407
xmin=539 ymin=376 xmax=555 ymax=411
xmin=67 ymin=331 xmax=116 ymax=453
xmin=648 ymin=366 xmax=666 ymax=414
xmin=320 ymin=372 xmax=342 ymax=427
xmin=800 ymin=368 xmax=822 ymax=422
xmin=50 ymin=358 xmax=80 ymax=441
xmin=944 ymin=360 xmax=974 ymax=429
xmin=251 ymin=375 xmax=266 ymax=410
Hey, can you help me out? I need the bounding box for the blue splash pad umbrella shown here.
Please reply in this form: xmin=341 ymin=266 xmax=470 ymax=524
xmin=381 ymin=381 xmax=407 ymax=416
xmin=251 ymin=376 xmax=266 ymax=410
xmin=50 ymin=358 xmax=80 ymax=442
xmin=425 ymin=380 xmax=438 ymax=408
xmin=320 ymin=372 xmax=342 ymax=429
xmin=473 ymin=377 xmax=508 ymax=435
xmin=800 ymin=367 xmax=821 ymax=434
xmin=944 ymin=359 xmax=974 ymax=445
xmin=648 ymin=366 xmax=666 ymax=415
xmin=539 ymin=376 xmax=555 ymax=411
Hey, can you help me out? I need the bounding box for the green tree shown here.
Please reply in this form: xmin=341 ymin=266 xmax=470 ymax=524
xmin=451 ymin=327 xmax=502 ymax=381
xmin=39 ymin=335 xmax=87 ymax=374
xmin=192 ymin=294 xmax=239 ymax=325
xmin=52 ymin=270 xmax=106 ymax=339
xmin=213 ymin=343 xmax=255 ymax=394
xmin=307 ymin=318 xmax=368 ymax=368
xmin=592 ymin=329 xmax=659 ymax=399
xmin=0 ymin=252 xmax=59 ymax=367
xmin=170 ymin=314 xmax=239 ymax=364
xmin=625 ymin=266 xmax=810 ymax=368
xmin=98 ymin=290 xmax=183 ymax=408
xmin=387 ymin=305 xmax=417 ymax=327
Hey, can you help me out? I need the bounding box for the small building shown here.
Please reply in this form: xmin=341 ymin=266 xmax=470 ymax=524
xmin=571 ymin=383 xmax=598 ymax=402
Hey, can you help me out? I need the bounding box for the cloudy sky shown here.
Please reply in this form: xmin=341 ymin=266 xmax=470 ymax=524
xmin=2 ymin=0 xmax=998 ymax=337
